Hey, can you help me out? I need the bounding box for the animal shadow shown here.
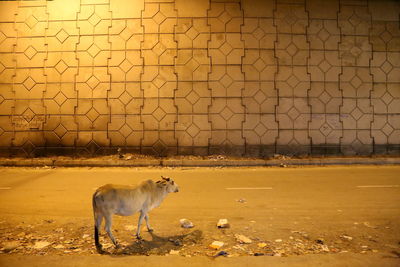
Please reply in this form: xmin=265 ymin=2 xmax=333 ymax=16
xmin=105 ymin=230 xmax=203 ymax=256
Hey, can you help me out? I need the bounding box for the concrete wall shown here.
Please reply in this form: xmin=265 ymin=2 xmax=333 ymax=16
xmin=0 ymin=0 xmax=399 ymax=157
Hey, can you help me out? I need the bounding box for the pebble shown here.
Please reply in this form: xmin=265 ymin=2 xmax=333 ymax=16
xmin=235 ymin=234 xmax=252 ymax=244
xmin=275 ymin=239 xmax=283 ymax=243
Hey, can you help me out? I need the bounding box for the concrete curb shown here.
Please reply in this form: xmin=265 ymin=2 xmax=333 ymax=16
xmin=0 ymin=157 xmax=399 ymax=167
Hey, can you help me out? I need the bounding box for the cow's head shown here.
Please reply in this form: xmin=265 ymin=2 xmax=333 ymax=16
xmin=157 ymin=176 xmax=179 ymax=193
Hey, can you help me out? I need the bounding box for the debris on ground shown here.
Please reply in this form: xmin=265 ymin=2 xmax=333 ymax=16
xmin=168 ymin=238 xmax=182 ymax=246
xmin=179 ymin=218 xmax=194 ymax=228
xmin=316 ymin=238 xmax=324 ymax=244
xmin=33 ymin=241 xmax=51 ymax=249
xmin=237 ymin=198 xmax=247 ymax=203
xmin=209 ymin=241 xmax=224 ymax=249
xmin=235 ymin=234 xmax=252 ymax=244
xmin=209 ymin=155 xmax=226 ymax=160
xmin=258 ymin=242 xmax=267 ymax=248
xmin=254 ymin=252 xmax=264 ymax=256
xmin=341 ymin=235 xmax=353 ymax=241
xmin=321 ymin=245 xmax=330 ymax=252
xmin=273 ymin=154 xmax=291 ymax=160
xmin=1 ymin=241 xmax=20 ymax=252
xmin=363 ymin=222 xmax=377 ymax=229
xmin=217 ymin=219 xmax=230 ymax=228
xmin=169 ymin=249 xmax=180 ymax=255
xmin=275 ymin=239 xmax=282 ymax=243
xmin=214 ymin=250 xmax=228 ymax=257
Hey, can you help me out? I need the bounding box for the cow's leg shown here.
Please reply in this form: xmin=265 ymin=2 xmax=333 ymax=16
xmin=94 ymin=213 xmax=103 ymax=250
xmin=104 ymin=214 xmax=119 ymax=248
xmin=136 ymin=211 xmax=145 ymax=239
xmin=144 ymin=214 xmax=153 ymax=232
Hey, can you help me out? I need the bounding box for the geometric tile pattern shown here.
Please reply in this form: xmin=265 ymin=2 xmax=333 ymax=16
xmin=0 ymin=0 xmax=399 ymax=157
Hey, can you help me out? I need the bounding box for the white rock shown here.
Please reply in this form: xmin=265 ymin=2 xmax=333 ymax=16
xmin=209 ymin=241 xmax=224 ymax=249
xmin=235 ymin=234 xmax=252 ymax=244
xmin=275 ymin=239 xmax=283 ymax=243
xmin=169 ymin=250 xmax=180 ymax=255
xmin=217 ymin=219 xmax=230 ymax=228
xmin=33 ymin=241 xmax=50 ymax=249
xmin=179 ymin=219 xmax=194 ymax=228
xmin=321 ymin=245 xmax=330 ymax=252
xmin=82 ymin=234 xmax=89 ymax=239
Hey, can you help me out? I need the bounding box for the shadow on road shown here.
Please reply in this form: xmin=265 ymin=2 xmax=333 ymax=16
xmin=100 ymin=230 xmax=203 ymax=256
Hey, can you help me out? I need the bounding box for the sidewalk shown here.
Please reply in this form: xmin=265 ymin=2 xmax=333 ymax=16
xmin=0 ymin=156 xmax=399 ymax=167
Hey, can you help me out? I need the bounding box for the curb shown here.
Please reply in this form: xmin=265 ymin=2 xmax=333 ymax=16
xmin=0 ymin=158 xmax=399 ymax=167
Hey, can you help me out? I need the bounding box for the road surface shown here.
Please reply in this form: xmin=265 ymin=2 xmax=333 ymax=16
xmin=0 ymin=165 xmax=399 ymax=266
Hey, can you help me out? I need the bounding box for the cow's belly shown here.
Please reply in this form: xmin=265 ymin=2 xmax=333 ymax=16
xmin=115 ymin=203 xmax=139 ymax=216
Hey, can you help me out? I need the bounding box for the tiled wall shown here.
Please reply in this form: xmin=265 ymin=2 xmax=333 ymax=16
xmin=0 ymin=0 xmax=399 ymax=157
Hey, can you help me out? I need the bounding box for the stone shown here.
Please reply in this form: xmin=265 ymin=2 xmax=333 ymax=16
xmin=235 ymin=234 xmax=252 ymax=244
xmin=217 ymin=219 xmax=230 ymax=228
xmin=341 ymin=235 xmax=353 ymax=241
xmin=258 ymin=242 xmax=267 ymax=248
xmin=321 ymin=245 xmax=330 ymax=252
xmin=169 ymin=250 xmax=180 ymax=255
xmin=209 ymin=241 xmax=224 ymax=249
xmin=2 ymin=241 xmax=20 ymax=252
xmin=275 ymin=239 xmax=283 ymax=243
xmin=179 ymin=218 xmax=194 ymax=228
xmin=33 ymin=241 xmax=51 ymax=249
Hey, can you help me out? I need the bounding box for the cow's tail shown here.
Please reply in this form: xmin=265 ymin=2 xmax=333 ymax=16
xmin=92 ymin=190 xmax=103 ymax=252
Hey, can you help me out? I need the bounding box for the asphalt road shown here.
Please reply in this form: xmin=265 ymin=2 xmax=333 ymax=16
xmin=0 ymin=166 xmax=399 ymax=266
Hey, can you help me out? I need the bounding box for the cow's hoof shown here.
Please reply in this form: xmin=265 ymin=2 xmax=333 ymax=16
xmin=136 ymin=235 xmax=142 ymax=240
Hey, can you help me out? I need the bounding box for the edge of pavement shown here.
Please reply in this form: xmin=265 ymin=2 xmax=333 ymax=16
xmin=0 ymin=157 xmax=399 ymax=168
xmin=0 ymin=253 xmax=399 ymax=267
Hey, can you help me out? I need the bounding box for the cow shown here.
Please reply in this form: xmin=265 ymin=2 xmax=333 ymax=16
xmin=92 ymin=176 xmax=179 ymax=251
